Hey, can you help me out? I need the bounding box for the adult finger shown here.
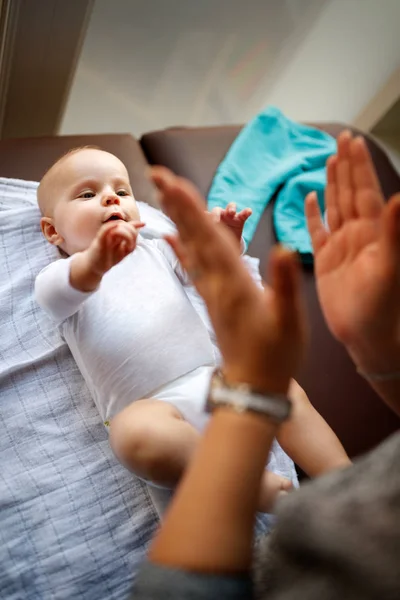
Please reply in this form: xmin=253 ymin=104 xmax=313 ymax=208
xmin=268 ymin=247 xmax=305 ymax=339
xmin=325 ymin=155 xmax=341 ymax=232
xmin=349 ymin=136 xmax=384 ymax=218
xmin=336 ymin=130 xmax=357 ymax=221
xmin=152 ymin=166 xmax=243 ymax=277
xmin=150 ymin=166 xmax=210 ymax=242
xmin=305 ymin=191 xmax=328 ymax=255
xmin=164 ymin=234 xmax=191 ymax=271
xmin=151 ymin=168 xmax=261 ymax=317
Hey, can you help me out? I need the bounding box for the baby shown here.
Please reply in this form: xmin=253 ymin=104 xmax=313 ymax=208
xmin=35 ymin=147 xmax=350 ymax=510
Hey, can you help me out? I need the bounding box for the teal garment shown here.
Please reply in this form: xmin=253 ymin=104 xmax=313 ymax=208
xmin=207 ymin=106 xmax=337 ymax=263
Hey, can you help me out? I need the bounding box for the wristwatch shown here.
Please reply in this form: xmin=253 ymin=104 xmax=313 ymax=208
xmin=205 ymin=369 xmax=292 ymax=424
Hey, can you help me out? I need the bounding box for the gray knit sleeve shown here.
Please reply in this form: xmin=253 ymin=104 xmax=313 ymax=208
xmin=132 ymin=562 xmax=253 ymax=600
xmin=254 ymin=432 xmax=400 ymax=600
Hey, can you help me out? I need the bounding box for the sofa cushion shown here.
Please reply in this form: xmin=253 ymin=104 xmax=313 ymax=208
xmin=140 ymin=123 xmax=400 ymax=201
xmin=0 ymin=133 xmax=157 ymax=208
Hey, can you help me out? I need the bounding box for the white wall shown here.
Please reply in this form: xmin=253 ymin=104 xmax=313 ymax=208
xmin=258 ymin=0 xmax=400 ymax=124
xmin=61 ymin=0 xmax=400 ymax=135
xmin=60 ymin=0 xmax=326 ymax=136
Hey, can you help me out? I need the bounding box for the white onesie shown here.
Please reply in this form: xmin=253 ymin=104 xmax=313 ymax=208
xmin=35 ymin=237 xmax=217 ymax=426
xmin=35 ymin=236 xmax=299 ymax=489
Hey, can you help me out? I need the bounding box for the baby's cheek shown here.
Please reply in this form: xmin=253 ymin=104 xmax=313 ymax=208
xmin=67 ymin=212 xmax=100 ymax=252
xmin=131 ymin=206 xmax=141 ymax=222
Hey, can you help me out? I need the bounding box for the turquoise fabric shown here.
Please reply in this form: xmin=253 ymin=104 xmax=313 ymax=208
xmin=207 ymin=107 xmax=337 ymax=263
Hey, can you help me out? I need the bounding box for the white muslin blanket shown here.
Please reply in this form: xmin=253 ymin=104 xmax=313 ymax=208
xmin=0 ymin=177 xmax=297 ymax=599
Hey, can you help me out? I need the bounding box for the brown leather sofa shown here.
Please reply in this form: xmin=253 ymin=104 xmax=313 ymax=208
xmin=1 ymin=124 xmax=399 ymax=462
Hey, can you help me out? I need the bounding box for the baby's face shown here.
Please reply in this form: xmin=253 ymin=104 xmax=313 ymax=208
xmin=41 ymin=149 xmax=140 ymax=255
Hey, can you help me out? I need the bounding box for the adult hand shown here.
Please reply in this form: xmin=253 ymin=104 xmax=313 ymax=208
xmin=147 ymin=167 xmax=306 ymax=576
xmin=151 ymin=167 xmax=307 ymax=395
xmin=306 ymin=130 xmax=400 ymax=376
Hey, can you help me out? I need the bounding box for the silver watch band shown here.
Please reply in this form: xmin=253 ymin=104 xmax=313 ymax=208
xmin=206 ymin=374 xmax=292 ymax=424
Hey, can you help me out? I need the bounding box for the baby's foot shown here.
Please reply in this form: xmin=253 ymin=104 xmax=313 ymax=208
xmin=258 ymin=470 xmax=293 ymax=512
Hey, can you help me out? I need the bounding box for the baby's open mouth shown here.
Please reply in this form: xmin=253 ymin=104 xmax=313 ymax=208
xmin=105 ymin=213 xmax=125 ymax=222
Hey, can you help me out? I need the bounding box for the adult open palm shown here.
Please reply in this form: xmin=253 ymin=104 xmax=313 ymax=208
xmin=306 ymin=131 xmax=400 ymax=351
xmin=151 ymin=166 xmax=307 ymax=395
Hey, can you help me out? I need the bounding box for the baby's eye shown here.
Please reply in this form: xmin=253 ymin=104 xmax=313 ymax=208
xmin=116 ymin=190 xmax=128 ymax=197
xmin=80 ymin=191 xmax=95 ymax=199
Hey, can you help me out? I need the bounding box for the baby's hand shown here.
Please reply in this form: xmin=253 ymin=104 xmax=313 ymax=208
xmin=209 ymin=203 xmax=252 ymax=246
xmin=88 ymin=220 xmax=145 ymax=275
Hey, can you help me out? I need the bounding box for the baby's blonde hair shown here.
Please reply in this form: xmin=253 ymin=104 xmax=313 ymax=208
xmin=37 ymin=145 xmax=102 ymax=216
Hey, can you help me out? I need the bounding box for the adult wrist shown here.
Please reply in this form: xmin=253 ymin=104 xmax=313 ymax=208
xmin=222 ymin=365 xmax=291 ymax=396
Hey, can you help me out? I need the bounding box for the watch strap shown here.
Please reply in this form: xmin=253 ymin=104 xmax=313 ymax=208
xmin=206 ymin=370 xmax=292 ymax=424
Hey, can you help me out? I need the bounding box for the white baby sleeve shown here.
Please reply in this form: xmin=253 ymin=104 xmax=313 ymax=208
xmin=35 ymin=255 xmax=95 ymax=323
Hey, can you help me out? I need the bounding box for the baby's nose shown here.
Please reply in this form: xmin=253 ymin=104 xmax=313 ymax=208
xmin=103 ymin=194 xmax=120 ymax=206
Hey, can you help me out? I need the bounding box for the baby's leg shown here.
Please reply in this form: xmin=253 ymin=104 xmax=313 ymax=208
xmin=277 ymin=380 xmax=351 ymax=478
xmin=110 ymin=398 xmax=294 ymax=511
xmin=258 ymin=470 xmax=294 ymax=512
xmin=109 ymin=398 xmax=200 ymax=487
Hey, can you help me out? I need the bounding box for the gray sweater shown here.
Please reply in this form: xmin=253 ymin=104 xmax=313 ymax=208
xmin=133 ymin=432 xmax=400 ymax=600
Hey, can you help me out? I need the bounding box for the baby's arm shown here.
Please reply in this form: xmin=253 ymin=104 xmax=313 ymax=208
xmin=70 ymin=220 xmax=144 ymax=292
xmin=277 ymin=380 xmax=351 ymax=477
xmin=35 ymin=257 xmax=94 ymax=322
xmin=36 ymin=220 xmax=144 ymax=322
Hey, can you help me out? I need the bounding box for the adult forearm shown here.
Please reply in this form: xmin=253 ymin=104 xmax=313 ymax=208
xmin=149 ymin=407 xmax=279 ymax=574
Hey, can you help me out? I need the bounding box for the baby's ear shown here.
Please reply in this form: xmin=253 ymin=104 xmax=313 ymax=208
xmin=40 ymin=217 xmax=64 ymax=246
